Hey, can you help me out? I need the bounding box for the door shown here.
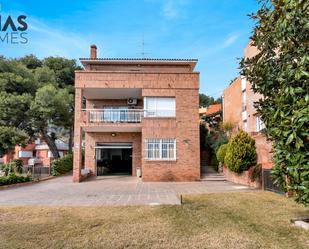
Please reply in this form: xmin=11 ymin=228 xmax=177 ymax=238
xmin=96 ymin=143 xmax=132 ymax=176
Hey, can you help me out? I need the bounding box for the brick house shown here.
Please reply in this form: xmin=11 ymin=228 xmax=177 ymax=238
xmin=73 ymin=45 xmax=200 ymax=182
xmin=1 ymin=139 xmax=69 ymax=167
xmin=222 ymin=41 xmax=274 ymax=189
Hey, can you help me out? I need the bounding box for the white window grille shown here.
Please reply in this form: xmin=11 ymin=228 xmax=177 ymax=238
xmin=144 ymin=97 xmax=175 ymax=117
xmin=145 ymin=139 xmax=176 ymax=160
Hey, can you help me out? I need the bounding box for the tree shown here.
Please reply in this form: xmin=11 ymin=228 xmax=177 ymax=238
xmin=199 ymin=94 xmax=213 ymax=107
xmin=240 ymin=0 xmax=309 ymax=205
xmin=0 ymin=58 xmax=34 ymax=154
xmin=42 ymin=57 xmax=81 ymax=152
xmin=0 ymin=56 xmax=77 ymax=159
xmin=30 ymin=84 xmax=73 ymax=158
xmin=42 ymin=57 xmax=80 ymax=88
xmin=0 ymin=126 xmax=28 ymax=156
xmin=17 ymin=54 xmax=42 ymax=70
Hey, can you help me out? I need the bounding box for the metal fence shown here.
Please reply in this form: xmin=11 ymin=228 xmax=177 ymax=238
xmin=262 ymin=169 xmax=284 ymax=194
xmin=23 ymin=166 xmax=51 ymax=180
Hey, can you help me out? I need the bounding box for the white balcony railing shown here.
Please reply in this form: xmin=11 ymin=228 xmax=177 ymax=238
xmin=87 ymin=109 xmax=144 ymax=123
xmin=83 ymin=108 xmax=176 ymax=123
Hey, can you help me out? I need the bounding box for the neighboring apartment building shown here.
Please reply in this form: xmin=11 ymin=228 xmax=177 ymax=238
xmin=223 ymin=42 xmax=273 ymax=170
xmin=1 ymin=139 xmax=69 ymax=167
xmin=73 ymin=45 xmax=200 ymax=182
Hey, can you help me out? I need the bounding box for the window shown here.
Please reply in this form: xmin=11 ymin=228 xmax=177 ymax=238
xmin=145 ymin=139 xmax=176 ymax=160
xmin=243 ymin=120 xmax=248 ymax=132
xmin=18 ymin=151 xmax=32 ymax=158
xmin=242 ymin=91 xmax=247 ymax=111
xmin=48 ymin=150 xmax=53 ymax=158
xmin=144 ymin=97 xmax=175 ymax=117
xmin=256 ymin=116 xmax=265 ymax=132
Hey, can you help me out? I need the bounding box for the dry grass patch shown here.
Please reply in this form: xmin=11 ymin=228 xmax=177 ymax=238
xmin=0 ymin=192 xmax=308 ymax=249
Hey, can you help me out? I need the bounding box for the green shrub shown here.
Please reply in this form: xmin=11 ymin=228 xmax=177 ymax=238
xmin=12 ymin=159 xmax=23 ymax=173
xmin=1 ymin=161 xmax=18 ymax=176
xmin=216 ymin=144 xmax=228 ymax=164
xmin=225 ymin=130 xmax=257 ymax=173
xmin=209 ymin=130 xmax=228 ymax=153
xmin=0 ymin=172 xmax=31 ymax=186
xmin=51 ymin=153 xmax=73 ymax=176
xmin=210 ymin=156 xmax=219 ymax=171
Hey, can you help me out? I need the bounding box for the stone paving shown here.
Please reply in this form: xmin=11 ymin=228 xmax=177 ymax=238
xmin=0 ymin=174 xmax=256 ymax=206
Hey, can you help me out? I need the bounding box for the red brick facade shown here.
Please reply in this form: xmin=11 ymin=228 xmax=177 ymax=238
xmin=222 ymin=77 xmax=242 ymax=130
xmin=73 ymin=46 xmax=200 ymax=182
xmin=1 ymin=142 xmax=68 ymax=167
xmin=222 ymin=41 xmax=273 ymax=187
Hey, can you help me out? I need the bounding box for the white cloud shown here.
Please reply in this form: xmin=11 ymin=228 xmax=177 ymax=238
xmin=161 ymin=0 xmax=188 ymax=19
xmin=28 ymin=18 xmax=90 ymax=58
xmin=223 ymin=34 xmax=238 ymax=48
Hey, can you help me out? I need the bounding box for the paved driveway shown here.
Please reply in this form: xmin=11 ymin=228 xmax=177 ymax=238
xmin=0 ymin=174 xmax=256 ymax=206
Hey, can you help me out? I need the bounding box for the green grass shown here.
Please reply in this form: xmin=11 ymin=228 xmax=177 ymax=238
xmin=0 ymin=192 xmax=308 ymax=249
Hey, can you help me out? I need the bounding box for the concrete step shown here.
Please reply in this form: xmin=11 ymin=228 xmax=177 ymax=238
xmin=200 ymin=178 xmax=227 ymax=181
xmin=201 ymin=174 xmax=225 ymax=177
xmin=200 ymin=173 xmax=227 ymax=181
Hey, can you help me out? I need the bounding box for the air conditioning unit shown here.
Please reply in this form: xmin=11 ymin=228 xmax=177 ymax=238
xmin=127 ymin=98 xmax=137 ymax=105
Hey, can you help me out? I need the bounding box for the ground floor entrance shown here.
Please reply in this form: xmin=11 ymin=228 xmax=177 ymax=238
xmin=96 ymin=143 xmax=132 ymax=176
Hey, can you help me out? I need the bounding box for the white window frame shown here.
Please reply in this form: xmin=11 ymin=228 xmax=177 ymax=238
xmin=144 ymin=97 xmax=176 ymax=117
xmin=48 ymin=150 xmax=53 ymax=158
xmin=144 ymin=138 xmax=176 ymax=161
xmin=243 ymin=119 xmax=248 ymax=132
xmin=256 ymin=116 xmax=265 ymax=132
xmin=242 ymin=90 xmax=247 ymax=111
xmin=18 ymin=151 xmax=32 ymax=158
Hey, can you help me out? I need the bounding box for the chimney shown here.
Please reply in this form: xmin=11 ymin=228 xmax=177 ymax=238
xmin=90 ymin=44 xmax=97 ymax=59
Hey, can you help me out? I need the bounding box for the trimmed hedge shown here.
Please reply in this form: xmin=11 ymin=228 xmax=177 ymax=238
xmin=51 ymin=153 xmax=73 ymax=176
xmin=216 ymin=144 xmax=228 ymax=164
xmin=0 ymin=173 xmax=31 ymax=186
xmin=225 ymin=130 xmax=257 ymax=173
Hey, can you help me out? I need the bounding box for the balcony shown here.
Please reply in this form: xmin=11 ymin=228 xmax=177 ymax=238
xmin=81 ymin=108 xmax=176 ymax=132
xmin=83 ymin=108 xmax=176 ymax=123
xmin=86 ymin=109 xmax=144 ymax=123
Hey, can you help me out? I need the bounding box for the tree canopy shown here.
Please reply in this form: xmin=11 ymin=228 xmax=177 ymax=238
xmin=199 ymin=94 xmax=221 ymax=107
xmin=0 ymin=55 xmax=80 ymax=158
xmin=240 ymin=0 xmax=309 ymax=205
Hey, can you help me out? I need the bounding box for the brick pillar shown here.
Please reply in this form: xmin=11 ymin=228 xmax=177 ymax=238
xmin=73 ymin=88 xmax=83 ymax=182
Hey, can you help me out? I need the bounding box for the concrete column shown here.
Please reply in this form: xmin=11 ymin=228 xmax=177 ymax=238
xmin=73 ymin=88 xmax=83 ymax=182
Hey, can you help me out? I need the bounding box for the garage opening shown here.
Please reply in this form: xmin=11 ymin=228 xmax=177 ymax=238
xmin=95 ymin=143 xmax=132 ymax=176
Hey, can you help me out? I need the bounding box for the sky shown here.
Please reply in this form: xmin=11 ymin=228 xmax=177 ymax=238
xmin=0 ymin=0 xmax=259 ymax=98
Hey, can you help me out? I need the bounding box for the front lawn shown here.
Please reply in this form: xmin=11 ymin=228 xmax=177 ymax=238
xmin=0 ymin=192 xmax=308 ymax=249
